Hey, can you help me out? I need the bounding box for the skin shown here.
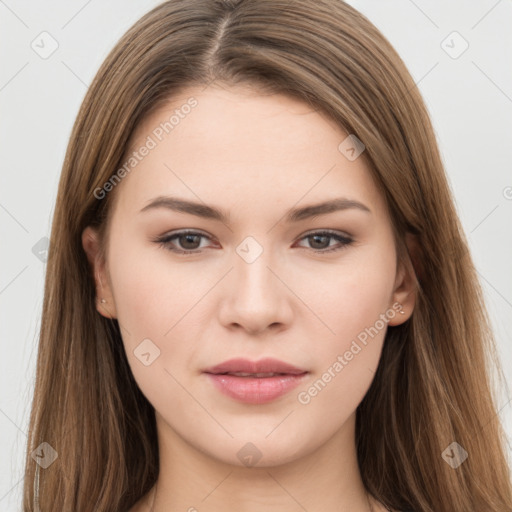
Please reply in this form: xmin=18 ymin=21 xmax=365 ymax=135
xmin=82 ymin=83 xmax=416 ymax=512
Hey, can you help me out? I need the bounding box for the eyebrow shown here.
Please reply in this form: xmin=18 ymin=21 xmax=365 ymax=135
xmin=139 ymin=195 xmax=371 ymax=223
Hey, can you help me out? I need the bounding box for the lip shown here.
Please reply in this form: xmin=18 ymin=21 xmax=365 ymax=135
xmin=204 ymin=357 xmax=307 ymax=375
xmin=203 ymin=357 xmax=309 ymax=404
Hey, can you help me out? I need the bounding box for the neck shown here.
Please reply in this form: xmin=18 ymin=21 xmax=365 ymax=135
xmin=147 ymin=411 xmax=379 ymax=512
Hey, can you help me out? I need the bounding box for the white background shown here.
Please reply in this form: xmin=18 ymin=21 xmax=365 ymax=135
xmin=1 ymin=0 xmax=511 ymax=509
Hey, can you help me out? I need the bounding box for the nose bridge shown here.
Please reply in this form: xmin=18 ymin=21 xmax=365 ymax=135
xmin=219 ymin=234 xmax=290 ymax=333
xmin=234 ymin=234 xmax=278 ymax=301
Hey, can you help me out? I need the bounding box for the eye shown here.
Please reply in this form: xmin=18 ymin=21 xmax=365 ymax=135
xmin=154 ymin=230 xmax=215 ymax=254
xmin=294 ymin=230 xmax=354 ymax=253
xmin=153 ymin=229 xmax=354 ymax=256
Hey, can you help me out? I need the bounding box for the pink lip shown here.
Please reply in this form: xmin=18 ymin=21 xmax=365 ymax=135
xmin=203 ymin=357 xmax=309 ymax=404
xmin=204 ymin=357 xmax=307 ymax=375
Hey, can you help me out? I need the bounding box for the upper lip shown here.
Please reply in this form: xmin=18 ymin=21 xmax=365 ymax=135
xmin=204 ymin=357 xmax=308 ymax=375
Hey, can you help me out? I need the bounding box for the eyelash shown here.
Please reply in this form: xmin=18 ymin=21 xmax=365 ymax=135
xmin=153 ymin=229 xmax=354 ymax=255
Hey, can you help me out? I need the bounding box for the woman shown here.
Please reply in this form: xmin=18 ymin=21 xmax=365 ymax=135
xmin=22 ymin=1 xmax=512 ymax=511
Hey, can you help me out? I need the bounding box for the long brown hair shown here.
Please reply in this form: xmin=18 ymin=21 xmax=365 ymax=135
xmin=22 ymin=1 xmax=512 ymax=510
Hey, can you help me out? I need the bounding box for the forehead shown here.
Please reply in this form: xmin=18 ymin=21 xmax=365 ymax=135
xmin=110 ymin=84 xmax=386 ymax=221
xmin=129 ymin=83 xmax=336 ymax=154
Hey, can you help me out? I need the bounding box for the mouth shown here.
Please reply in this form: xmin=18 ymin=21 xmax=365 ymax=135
xmin=210 ymin=371 xmax=304 ymax=377
xmin=203 ymin=358 xmax=309 ymax=404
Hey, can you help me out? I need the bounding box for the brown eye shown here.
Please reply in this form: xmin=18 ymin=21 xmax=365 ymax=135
xmin=296 ymin=231 xmax=353 ymax=253
xmin=155 ymin=230 xmax=213 ymax=254
xmin=177 ymin=233 xmax=202 ymax=250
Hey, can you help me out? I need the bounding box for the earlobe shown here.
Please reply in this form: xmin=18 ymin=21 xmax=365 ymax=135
xmin=81 ymin=226 xmax=117 ymax=319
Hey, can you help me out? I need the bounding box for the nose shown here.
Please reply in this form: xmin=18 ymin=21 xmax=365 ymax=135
xmin=217 ymin=243 xmax=293 ymax=335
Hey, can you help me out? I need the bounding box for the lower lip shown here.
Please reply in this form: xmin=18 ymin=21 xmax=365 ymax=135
xmin=204 ymin=372 xmax=308 ymax=404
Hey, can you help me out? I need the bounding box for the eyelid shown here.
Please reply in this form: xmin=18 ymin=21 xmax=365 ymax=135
xmin=153 ymin=229 xmax=217 ymax=251
xmin=297 ymin=228 xmax=352 ymax=240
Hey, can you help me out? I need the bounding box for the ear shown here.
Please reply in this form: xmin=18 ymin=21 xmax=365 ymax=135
xmin=81 ymin=226 xmax=117 ymax=319
xmin=387 ymin=232 xmax=419 ymax=326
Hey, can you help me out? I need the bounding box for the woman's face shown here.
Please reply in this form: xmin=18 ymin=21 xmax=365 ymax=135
xmin=83 ymin=83 xmax=414 ymax=467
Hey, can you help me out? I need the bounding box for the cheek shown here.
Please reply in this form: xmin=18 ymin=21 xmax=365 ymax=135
xmin=308 ymin=247 xmax=396 ymax=343
xmin=300 ymin=246 xmax=396 ymax=403
xmin=107 ymin=238 xmax=210 ymax=384
xmin=109 ymin=236 xmax=201 ymax=338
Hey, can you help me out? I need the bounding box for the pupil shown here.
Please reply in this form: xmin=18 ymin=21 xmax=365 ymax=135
xmin=311 ymin=235 xmax=328 ymax=249
xmin=181 ymin=234 xmax=200 ymax=249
